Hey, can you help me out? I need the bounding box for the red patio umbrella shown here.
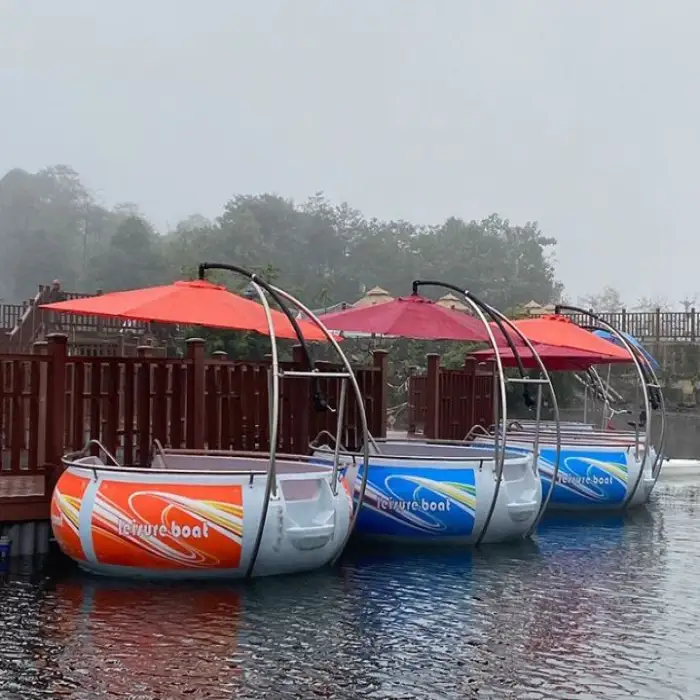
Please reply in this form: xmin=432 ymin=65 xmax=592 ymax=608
xmin=39 ymin=279 xmax=330 ymax=342
xmin=490 ymin=314 xmax=631 ymax=360
xmin=317 ymin=294 xmax=490 ymax=341
xmin=470 ymin=342 xmax=633 ymax=371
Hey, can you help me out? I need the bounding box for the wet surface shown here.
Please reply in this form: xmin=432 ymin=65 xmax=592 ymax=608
xmin=1 ymin=479 xmax=700 ymax=699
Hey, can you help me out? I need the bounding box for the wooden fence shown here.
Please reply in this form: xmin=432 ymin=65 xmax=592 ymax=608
xmin=0 ymin=282 xmax=153 ymax=354
xmin=565 ymin=309 xmax=700 ymax=342
xmin=0 ymin=335 xmax=388 ymax=521
xmin=408 ymin=355 xmax=495 ymax=440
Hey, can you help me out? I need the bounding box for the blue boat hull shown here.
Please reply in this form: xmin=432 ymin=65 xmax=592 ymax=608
xmin=474 ymin=438 xmax=656 ymax=511
xmin=313 ymin=445 xmax=542 ymax=544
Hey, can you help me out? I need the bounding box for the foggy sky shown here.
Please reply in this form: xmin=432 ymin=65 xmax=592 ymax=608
xmin=2 ymin=0 xmax=699 ymax=306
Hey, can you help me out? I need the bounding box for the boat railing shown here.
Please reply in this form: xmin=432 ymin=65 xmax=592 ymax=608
xmin=463 ymin=424 xmax=492 ymax=441
xmin=62 ymin=441 xmax=354 ymax=478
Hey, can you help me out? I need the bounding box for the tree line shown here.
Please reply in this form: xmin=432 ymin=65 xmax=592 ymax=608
xmin=0 ymin=164 xmax=586 ymax=414
xmin=0 ymin=165 xmax=562 ymax=311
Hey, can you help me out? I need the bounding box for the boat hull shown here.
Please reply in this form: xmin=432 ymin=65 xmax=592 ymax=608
xmin=313 ymin=443 xmax=542 ymax=544
xmin=51 ymin=455 xmax=353 ymax=580
xmin=473 ymin=437 xmax=656 ymax=511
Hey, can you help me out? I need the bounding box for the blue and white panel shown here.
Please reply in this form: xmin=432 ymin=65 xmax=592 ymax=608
xmin=506 ymin=445 xmax=629 ymax=506
xmin=351 ymin=463 xmax=477 ymax=538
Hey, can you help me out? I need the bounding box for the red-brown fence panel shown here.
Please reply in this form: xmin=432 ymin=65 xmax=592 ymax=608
xmin=0 ymin=354 xmax=47 ymax=475
xmin=0 ymin=336 xmax=390 ymax=519
xmin=409 ymin=355 xmax=495 ymax=440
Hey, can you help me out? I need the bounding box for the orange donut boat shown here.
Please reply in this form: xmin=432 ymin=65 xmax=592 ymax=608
xmin=51 ymin=447 xmax=354 ymax=579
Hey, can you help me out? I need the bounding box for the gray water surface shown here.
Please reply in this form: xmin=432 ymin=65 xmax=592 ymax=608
xmin=1 ymin=479 xmax=699 ymax=700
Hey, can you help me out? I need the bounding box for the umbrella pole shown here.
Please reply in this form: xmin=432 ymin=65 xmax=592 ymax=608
xmin=603 ymin=364 xmax=613 ymax=429
xmin=331 ymin=378 xmax=348 ymax=496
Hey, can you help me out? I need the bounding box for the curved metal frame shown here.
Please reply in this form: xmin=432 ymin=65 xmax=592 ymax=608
xmin=269 ymin=284 xmax=371 ymax=566
xmin=555 ymin=304 xmax=666 ymax=506
xmin=244 ymin=279 xmax=280 ymax=577
xmin=195 ymin=263 xmax=371 ymax=577
xmin=412 ymin=280 xmax=561 ymax=543
xmin=478 ymin=301 xmax=562 ymax=537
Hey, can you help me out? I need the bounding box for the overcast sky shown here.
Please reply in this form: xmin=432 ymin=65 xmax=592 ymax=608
xmin=1 ymin=0 xmax=698 ymax=306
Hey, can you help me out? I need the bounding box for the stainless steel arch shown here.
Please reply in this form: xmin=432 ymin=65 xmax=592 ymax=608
xmin=411 ymin=280 xmax=561 ymax=545
xmin=555 ymin=305 xmax=665 ymax=508
xmin=197 ymin=262 xmax=371 ymax=577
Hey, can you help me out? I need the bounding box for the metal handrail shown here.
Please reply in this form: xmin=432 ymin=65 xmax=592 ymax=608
xmin=462 ymin=423 xmax=490 ymax=441
xmin=151 ymin=439 xmax=170 ymax=469
xmin=61 ymin=439 xmax=120 ymax=468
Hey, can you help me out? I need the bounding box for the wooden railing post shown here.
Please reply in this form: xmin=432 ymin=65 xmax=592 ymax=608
xmin=654 ymin=307 xmax=661 ymax=343
xmin=186 ymin=338 xmax=206 ymax=449
xmin=406 ymin=366 xmax=417 ymax=435
xmin=33 ymin=340 xmax=49 ymax=468
xmin=425 ymin=353 xmax=441 ymax=439
xmin=372 ymin=349 xmax=389 ymax=438
xmin=45 ymin=334 xmax=68 ymax=476
xmin=292 ymin=344 xmax=305 ymax=366
xmin=212 ymin=350 xmax=228 ymax=361
xmin=136 ymin=346 xmax=152 ymax=465
xmin=291 ymin=344 xmax=310 ymax=451
xmin=464 ymin=356 xmax=477 ymax=430
xmin=692 ymin=308 xmax=697 ymax=343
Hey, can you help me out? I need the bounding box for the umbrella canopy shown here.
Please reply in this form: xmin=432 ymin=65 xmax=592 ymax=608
xmin=491 ymin=314 xmax=631 ymax=360
xmin=470 ymin=342 xmax=633 ymax=371
xmin=317 ymin=294 xmax=490 ymax=341
xmin=592 ymin=329 xmax=661 ymax=371
xmin=39 ymin=279 xmax=329 ymax=341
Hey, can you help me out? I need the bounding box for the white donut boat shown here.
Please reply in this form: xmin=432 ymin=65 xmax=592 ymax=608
xmin=313 ymin=277 xmax=569 ymax=546
xmin=465 ymin=302 xmax=668 ymax=512
xmin=51 ymin=450 xmax=353 ymax=580
xmin=48 ymin=263 xmax=373 ymax=580
xmin=471 ymin=431 xmax=657 ymax=510
xmin=312 ymin=439 xmax=542 ymax=544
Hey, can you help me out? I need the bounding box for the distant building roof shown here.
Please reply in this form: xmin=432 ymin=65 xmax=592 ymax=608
xmin=528 ymin=303 xmax=556 ymax=316
xmin=354 ymin=286 xmax=394 ymax=308
xmin=436 ymin=293 xmax=470 ymax=313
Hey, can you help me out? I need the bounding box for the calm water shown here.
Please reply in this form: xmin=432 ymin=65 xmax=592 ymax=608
xmin=1 ymin=478 xmax=700 ymax=700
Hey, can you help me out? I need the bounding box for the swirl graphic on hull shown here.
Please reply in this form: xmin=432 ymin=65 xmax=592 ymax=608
xmin=350 ymin=465 xmax=477 ymax=538
xmin=507 ymin=446 xmax=630 ymax=506
xmin=51 ymin=471 xmax=91 ymax=561
xmin=91 ymin=485 xmax=243 ymax=569
xmin=52 ymin=473 xmax=245 ymax=570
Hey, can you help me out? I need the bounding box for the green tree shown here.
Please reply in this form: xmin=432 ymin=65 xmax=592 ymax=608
xmin=88 ymin=216 xmax=166 ymax=291
xmin=579 ymin=285 xmax=625 ymax=313
xmin=0 ymin=165 xmax=124 ymax=299
xmin=0 ymin=164 xmax=571 ymax=409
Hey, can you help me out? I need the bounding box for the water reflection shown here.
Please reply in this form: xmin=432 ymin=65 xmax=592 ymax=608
xmin=1 ymin=495 xmax=699 ymax=699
